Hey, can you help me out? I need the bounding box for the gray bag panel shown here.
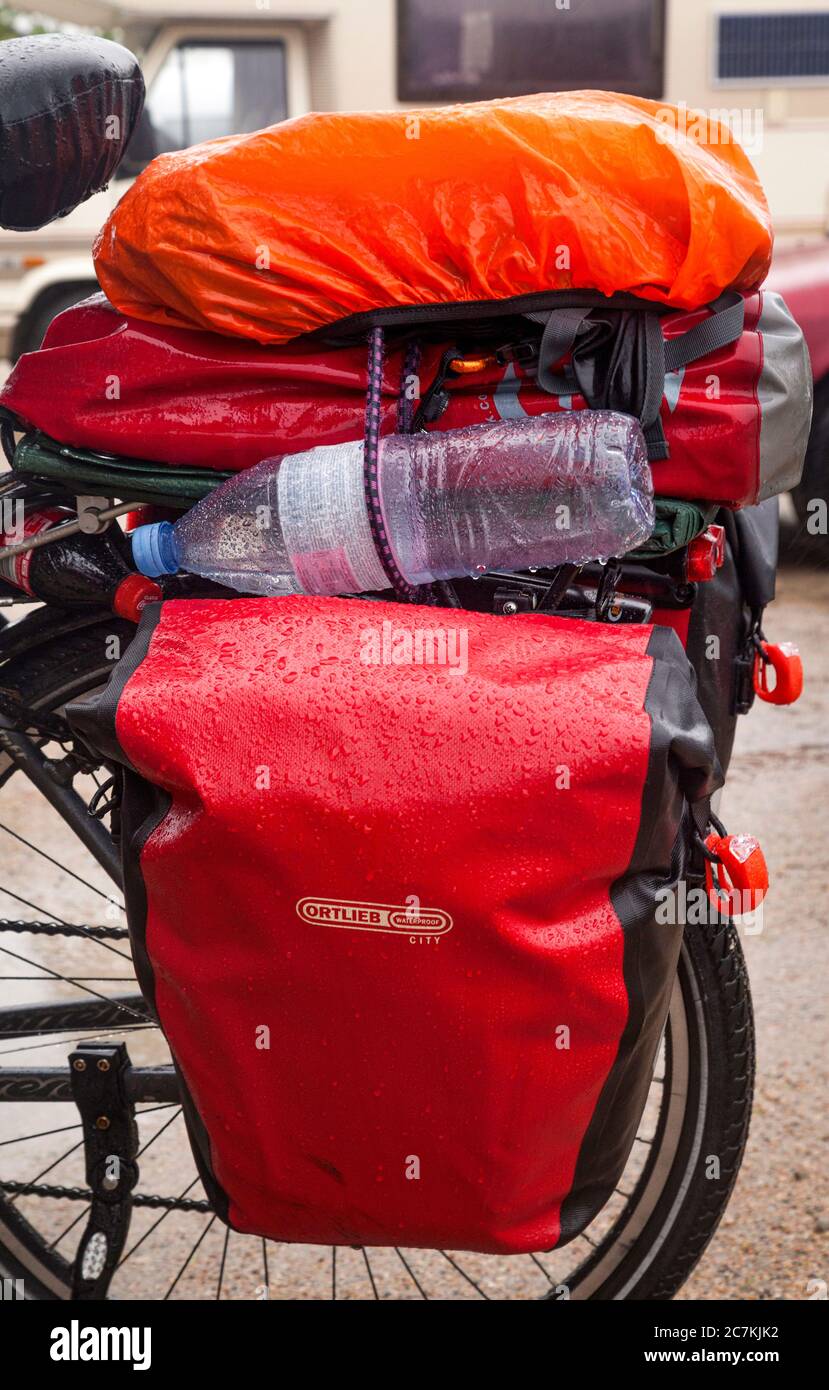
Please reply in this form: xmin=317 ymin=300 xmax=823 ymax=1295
xmin=757 ymin=290 xmax=813 ymax=502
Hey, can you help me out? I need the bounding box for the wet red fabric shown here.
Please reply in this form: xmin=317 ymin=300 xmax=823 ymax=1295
xmin=93 ymin=91 xmax=772 ymax=343
xmin=0 ymin=292 xmax=793 ymax=506
xmin=112 ymin=597 xmax=660 ymax=1252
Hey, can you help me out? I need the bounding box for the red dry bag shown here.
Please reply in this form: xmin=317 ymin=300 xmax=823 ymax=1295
xmin=69 ymin=597 xmax=719 ymax=1253
xmin=1 ymin=288 xmax=810 ymax=508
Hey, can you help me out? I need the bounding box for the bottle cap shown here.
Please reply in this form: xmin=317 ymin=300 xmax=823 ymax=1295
xmin=131 ymin=522 xmax=178 ymax=577
xmin=113 ymin=574 xmax=163 ymax=623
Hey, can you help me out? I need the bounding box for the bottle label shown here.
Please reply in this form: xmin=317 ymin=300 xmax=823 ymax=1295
xmin=277 ymin=439 xmax=389 ymax=595
xmin=290 ymin=546 xmax=355 ymax=596
xmin=0 ymin=508 xmax=63 ymax=595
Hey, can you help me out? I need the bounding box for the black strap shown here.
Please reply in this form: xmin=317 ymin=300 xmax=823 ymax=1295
xmin=525 ymin=307 xmax=591 ymax=393
xmin=644 ymin=417 xmax=670 ymax=460
xmin=639 ymin=311 xmax=669 ymax=458
xmin=527 ymin=291 xmax=745 ymax=460
xmin=641 ymin=312 xmax=667 ymax=427
xmin=528 ymin=364 xmax=576 ymax=396
xmin=531 ymin=292 xmax=745 ymax=388
xmin=641 ymin=292 xmax=745 ymax=460
xmin=664 ymin=291 xmax=745 ymax=373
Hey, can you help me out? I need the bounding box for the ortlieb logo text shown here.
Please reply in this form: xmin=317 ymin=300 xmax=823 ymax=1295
xmin=297 ymin=897 xmax=453 ymax=937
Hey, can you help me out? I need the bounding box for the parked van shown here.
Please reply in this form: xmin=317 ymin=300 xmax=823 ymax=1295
xmin=0 ymin=0 xmax=327 ymax=359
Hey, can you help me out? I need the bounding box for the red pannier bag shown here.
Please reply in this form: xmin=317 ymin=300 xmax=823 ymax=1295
xmin=1 ymin=286 xmax=810 ymax=507
xmin=69 ymin=597 xmax=719 ymax=1253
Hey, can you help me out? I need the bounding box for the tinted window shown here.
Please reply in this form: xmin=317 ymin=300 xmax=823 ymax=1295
xmin=398 ymin=0 xmax=664 ymax=101
xmin=146 ymin=40 xmax=287 ymax=154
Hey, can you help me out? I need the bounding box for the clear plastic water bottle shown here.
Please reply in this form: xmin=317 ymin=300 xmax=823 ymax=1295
xmin=130 ymin=412 xmax=654 ymax=597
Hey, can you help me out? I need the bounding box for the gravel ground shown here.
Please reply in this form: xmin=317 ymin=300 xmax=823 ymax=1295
xmin=678 ymin=556 xmax=829 ymax=1300
xmin=0 ymin=552 xmax=826 ymax=1300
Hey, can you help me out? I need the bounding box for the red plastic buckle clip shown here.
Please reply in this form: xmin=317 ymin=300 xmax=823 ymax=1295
xmin=704 ymin=832 xmax=769 ymax=913
xmin=753 ymin=640 xmax=803 ymax=705
xmin=686 ymin=525 xmax=726 ymax=583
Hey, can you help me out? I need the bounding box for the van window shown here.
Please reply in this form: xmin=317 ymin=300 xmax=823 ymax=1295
xmin=397 ymin=0 xmax=664 ymax=101
xmin=146 ymin=40 xmax=288 ymax=153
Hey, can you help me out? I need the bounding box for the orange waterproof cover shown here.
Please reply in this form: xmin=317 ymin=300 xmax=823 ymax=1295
xmin=95 ymin=90 xmax=773 ymax=346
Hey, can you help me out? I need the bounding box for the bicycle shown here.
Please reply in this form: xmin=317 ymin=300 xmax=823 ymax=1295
xmin=0 ymin=33 xmax=785 ymax=1301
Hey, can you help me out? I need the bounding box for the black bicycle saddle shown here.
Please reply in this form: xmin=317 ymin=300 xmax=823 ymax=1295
xmin=0 ymin=33 xmax=144 ymax=232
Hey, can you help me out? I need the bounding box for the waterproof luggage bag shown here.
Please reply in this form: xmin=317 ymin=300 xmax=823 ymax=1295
xmin=93 ymin=90 xmax=773 ymax=344
xmin=1 ymin=286 xmax=811 ymax=508
xmin=70 ymin=597 xmax=719 ymax=1253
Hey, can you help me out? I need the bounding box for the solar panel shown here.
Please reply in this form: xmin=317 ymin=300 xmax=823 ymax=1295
xmin=718 ymin=11 xmax=829 ymax=81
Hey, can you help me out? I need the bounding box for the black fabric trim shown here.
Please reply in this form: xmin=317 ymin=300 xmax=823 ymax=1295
xmin=727 ymin=498 xmax=779 ymax=612
xmin=66 ymin=601 xmax=232 ymax=1227
xmin=557 ymin=626 xmax=720 ymax=1244
xmin=684 ymin=540 xmax=743 ymax=776
xmin=119 ymin=761 xmax=231 ymax=1225
xmin=307 ymin=287 xmax=676 ymax=345
xmin=168 ymin=1055 xmax=232 ymax=1227
xmin=663 ymin=290 xmax=745 ymax=373
xmin=66 ymin=603 xmax=164 ymax=768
